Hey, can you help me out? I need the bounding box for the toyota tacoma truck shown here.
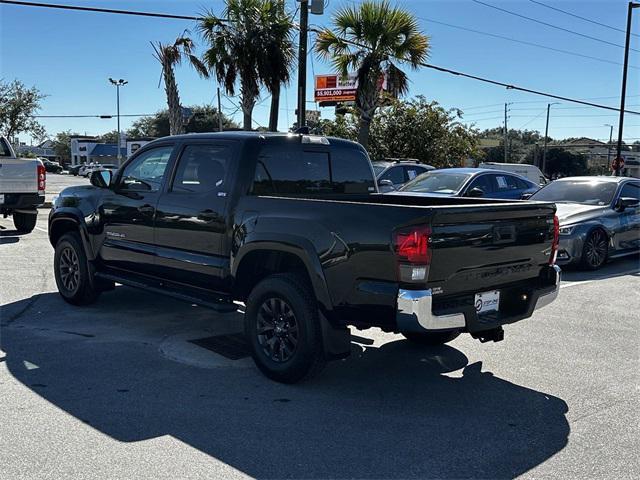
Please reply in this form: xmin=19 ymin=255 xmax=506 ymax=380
xmin=48 ymin=132 xmax=560 ymax=383
xmin=0 ymin=136 xmax=46 ymax=233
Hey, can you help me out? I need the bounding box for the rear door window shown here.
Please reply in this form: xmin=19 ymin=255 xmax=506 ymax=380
xmin=405 ymin=166 xmax=427 ymax=181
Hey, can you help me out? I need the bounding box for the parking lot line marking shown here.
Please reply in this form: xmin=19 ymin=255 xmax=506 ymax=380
xmin=560 ymin=269 xmax=640 ymax=289
xmin=34 ymin=226 xmax=48 ymax=233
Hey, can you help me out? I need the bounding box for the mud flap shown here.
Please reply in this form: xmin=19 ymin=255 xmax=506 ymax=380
xmin=319 ymin=312 xmax=351 ymax=360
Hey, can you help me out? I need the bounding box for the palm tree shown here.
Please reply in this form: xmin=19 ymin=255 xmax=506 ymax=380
xmin=151 ymin=34 xmax=209 ymax=136
xmin=257 ymin=1 xmax=295 ymax=132
xmin=315 ymin=1 xmax=429 ymax=148
xmin=199 ymin=0 xmax=266 ymax=131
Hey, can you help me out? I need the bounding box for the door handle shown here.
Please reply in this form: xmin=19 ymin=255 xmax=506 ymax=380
xmin=138 ymin=204 xmax=155 ymax=215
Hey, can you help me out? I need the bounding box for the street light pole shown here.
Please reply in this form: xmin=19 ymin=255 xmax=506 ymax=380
xmin=109 ymin=78 xmax=128 ymax=165
xmin=615 ymin=1 xmax=639 ymax=176
xmin=542 ymin=102 xmax=559 ymax=175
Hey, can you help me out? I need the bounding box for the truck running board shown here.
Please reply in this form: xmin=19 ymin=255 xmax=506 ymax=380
xmin=95 ymin=271 xmax=237 ymax=313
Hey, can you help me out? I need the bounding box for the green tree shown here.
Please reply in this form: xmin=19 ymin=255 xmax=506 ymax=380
xmin=151 ymin=34 xmax=209 ymax=136
xmin=315 ymin=1 xmax=429 ymax=148
xmin=543 ymin=148 xmax=588 ymax=177
xmin=51 ymin=130 xmax=78 ymax=164
xmin=200 ymin=1 xmax=268 ymax=130
xmin=0 ymin=79 xmax=46 ymax=141
xmin=99 ymin=130 xmax=120 ymax=143
xmin=258 ymin=1 xmax=295 ymax=131
xmin=127 ymin=105 xmax=238 ymax=138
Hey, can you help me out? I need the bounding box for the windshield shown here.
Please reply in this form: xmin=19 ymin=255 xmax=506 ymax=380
xmin=400 ymin=171 xmax=471 ymax=194
xmin=530 ymin=180 xmax=617 ymax=205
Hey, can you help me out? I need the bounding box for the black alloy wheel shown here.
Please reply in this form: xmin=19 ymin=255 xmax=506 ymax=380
xmin=582 ymin=229 xmax=608 ymax=270
xmin=256 ymin=297 xmax=299 ymax=363
xmin=58 ymin=246 xmax=81 ymax=294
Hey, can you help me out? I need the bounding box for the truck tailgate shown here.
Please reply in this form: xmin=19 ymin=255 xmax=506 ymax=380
xmin=0 ymin=158 xmax=38 ymax=193
xmin=428 ymin=202 xmax=556 ymax=297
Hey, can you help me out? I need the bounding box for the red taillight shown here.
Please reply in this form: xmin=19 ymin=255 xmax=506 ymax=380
xmin=394 ymin=226 xmax=432 ymax=264
xmin=549 ymin=215 xmax=559 ymax=265
xmin=37 ymin=163 xmax=46 ymax=193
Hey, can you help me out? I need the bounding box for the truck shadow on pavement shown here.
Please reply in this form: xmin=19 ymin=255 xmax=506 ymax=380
xmin=1 ymin=290 xmax=569 ymax=479
xmin=560 ymin=254 xmax=639 ymax=283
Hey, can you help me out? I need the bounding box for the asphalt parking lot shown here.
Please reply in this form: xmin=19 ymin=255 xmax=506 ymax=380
xmin=1 ymin=209 xmax=638 ymax=479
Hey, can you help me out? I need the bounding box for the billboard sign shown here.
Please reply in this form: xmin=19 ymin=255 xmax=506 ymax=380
xmin=314 ymin=74 xmax=358 ymax=103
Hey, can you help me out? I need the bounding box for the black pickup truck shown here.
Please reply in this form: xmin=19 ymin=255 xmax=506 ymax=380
xmin=48 ymin=132 xmax=561 ymax=383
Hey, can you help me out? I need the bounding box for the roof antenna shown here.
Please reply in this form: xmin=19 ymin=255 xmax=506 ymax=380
xmin=295 ymin=126 xmax=310 ymax=135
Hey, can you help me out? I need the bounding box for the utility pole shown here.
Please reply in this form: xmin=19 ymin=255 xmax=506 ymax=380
xmin=217 ymin=87 xmax=223 ymax=132
xmin=297 ymin=0 xmax=309 ymax=129
xmin=542 ymin=102 xmax=559 ymax=175
xmin=605 ymin=123 xmax=614 ymax=173
xmin=109 ymin=78 xmax=127 ymax=165
xmin=615 ymin=1 xmax=639 ymax=176
xmin=504 ymin=103 xmax=508 ymax=162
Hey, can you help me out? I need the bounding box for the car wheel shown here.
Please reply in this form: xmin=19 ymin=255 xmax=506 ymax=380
xmin=54 ymin=232 xmax=100 ymax=305
xmin=581 ymin=228 xmax=608 ymax=270
xmin=244 ymin=273 xmax=325 ymax=384
xmin=402 ymin=330 xmax=461 ymax=345
xmin=13 ymin=211 xmax=37 ymax=233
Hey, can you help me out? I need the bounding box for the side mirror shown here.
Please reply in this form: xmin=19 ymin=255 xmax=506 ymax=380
xmin=616 ymin=196 xmax=639 ymax=211
xmin=521 ymin=192 xmax=533 ymax=200
xmin=90 ymin=169 xmax=112 ymax=188
xmin=466 ymin=187 xmax=484 ymax=198
xmin=378 ymin=179 xmax=393 ymax=187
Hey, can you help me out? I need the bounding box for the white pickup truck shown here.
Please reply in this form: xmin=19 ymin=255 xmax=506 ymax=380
xmin=0 ymin=136 xmax=46 ymax=233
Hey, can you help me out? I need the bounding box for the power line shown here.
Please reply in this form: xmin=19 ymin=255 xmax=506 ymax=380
xmin=0 ymin=0 xmax=201 ymax=20
xmin=528 ymin=0 xmax=640 ymax=38
xmin=472 ymin=0 xmax=639 ymax=53
xmin=417 ymin=15 xmax=637 ymax=69
xmin=4 ymin=0 xmax=640 ymax=116
xmin=33 ymin=113 xmax=155 ymax=118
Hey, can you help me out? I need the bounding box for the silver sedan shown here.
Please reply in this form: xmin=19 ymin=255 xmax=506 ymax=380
xmin=529 ymin=176 xmax=640 ymax=270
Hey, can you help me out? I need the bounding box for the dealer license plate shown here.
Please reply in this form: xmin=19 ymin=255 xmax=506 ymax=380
xmin=474 ymin=290 xmax=500 ymax=314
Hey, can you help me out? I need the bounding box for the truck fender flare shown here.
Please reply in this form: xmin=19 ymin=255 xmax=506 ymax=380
xmin=49 ymin=210 xmax=95 ymax=261
xmin=232 ymin=236 xmax=333 ymax=312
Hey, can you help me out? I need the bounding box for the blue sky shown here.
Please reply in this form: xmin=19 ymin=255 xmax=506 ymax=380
xmin=1 ymin=0 xmax=638 ymax=143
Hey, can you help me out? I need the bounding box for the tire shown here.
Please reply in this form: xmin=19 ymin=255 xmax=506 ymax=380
xmin=244 ymin=273 xmax=326 ymax=384
xmin=54 ymin=232 xmax=100 ymax=305
xmin=13 ymin=211 xmax=37 ymax=233
xmin=580 ymin=228 xmax=608 ymax=270
xmin=402 ymin=330 xmax=461 ymax=346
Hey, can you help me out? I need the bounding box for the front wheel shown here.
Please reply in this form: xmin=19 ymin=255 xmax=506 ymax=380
xmin=581 ymin=229 xmax=608 ymax=270
xmin=402 ymin=330 xmax=461 ymax=346
xmin=244 ymin=273 xmax=325 ymax=384
xmin=13 ymin=211 xmax=37 ymax=233
xmin=54 ymin=232 xmax=100 ymax=305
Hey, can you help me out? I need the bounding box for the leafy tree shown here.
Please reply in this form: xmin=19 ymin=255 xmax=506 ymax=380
xmin=51 ymin=130 xmax=78 ymax=164
xmin=200 ymin=1 xmax=266 ymax=130
xmin=306 ymin=97 xmax=481 ymax=167
xmin=99 ymin=130 xmax=120 ymax=143
xmin=543 ymin=148 xmax=588 ymax=177
xmin=258 ymin=1 xmax=295 ymax=131
xmin=0 ymin=79 xmax=46 ymax=141
xmin=127 ymin=105 xmax=238 ymax=138
xmin=315 ymin=1 xmax=429 ymax=148
xmin=151 ymin=34 xmax=209 ymax=135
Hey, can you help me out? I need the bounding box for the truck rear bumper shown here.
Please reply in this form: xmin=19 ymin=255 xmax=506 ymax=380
xmin=0 ymin=193 xmax=45 ymax=212
xmin=396 ymin=265 xmax=561 ymax=333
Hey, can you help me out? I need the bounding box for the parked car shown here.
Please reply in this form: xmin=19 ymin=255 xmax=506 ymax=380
xmin=41 ymin=159 xmax=63 ymax=174
xmin=394 ymin=168 xmax=540 ymax=200
xmin=479 ymin=162 xmax=549 ymax=187
xmin=68 ymin=164 xmax=83 ymax=176
xmin=49 ymin=132 xmax=560 ymax=383
xmin=78 ymin=162 xmax=98 ymax=177
xmin=372 ymin=159 xmax=434 ymax=192
xmin=0 ymin=136 xmax=45 ymax=233
xmin=529 ymin=176 xmax=639 ymax=269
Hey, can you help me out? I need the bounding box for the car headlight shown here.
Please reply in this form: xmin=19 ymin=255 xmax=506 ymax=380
xmin=559 ymin=225 xmax=575 ymax=235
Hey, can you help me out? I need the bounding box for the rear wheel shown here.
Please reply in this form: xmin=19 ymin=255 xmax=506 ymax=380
xmin=245 ymin=273 xmax=325 ymax=383
xmin=402 ymin=330 xmax=461 ymax=346
xmin=581 ymin=229 xmax=608 ymax=270
xmin=54 ymin=232 xmax=100 ymax=305
xmin=13 ymin=211 xmax=37 ymax=233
